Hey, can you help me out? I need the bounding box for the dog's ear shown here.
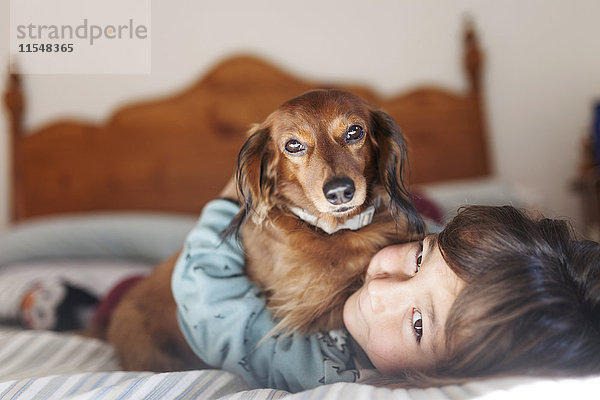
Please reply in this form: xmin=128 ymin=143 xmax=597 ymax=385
xmin=225 ymin=124 xmax=278 ymax=238
xmin=369 ymin=109 xmax=425 ymax=235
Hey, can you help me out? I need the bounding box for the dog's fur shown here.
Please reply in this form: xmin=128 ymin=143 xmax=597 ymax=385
xmin=106 ymin=89 xmax=424 ymax=370
xmin=229 ymin=89 xmax=424 ymax=333
xmin=106 ymin=252 xmax=208 ymax=371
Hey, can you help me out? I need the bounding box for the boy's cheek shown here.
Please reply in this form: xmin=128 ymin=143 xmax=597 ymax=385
xmin=366 ymin=246 xmax=391 ymax=278
xmin=365 ymin=338 xmax=401 ymax=374
xmin=342 ymin=292 xmax=357 ymax=332
xmin=343 ymin=291 xmax=366 ymax=344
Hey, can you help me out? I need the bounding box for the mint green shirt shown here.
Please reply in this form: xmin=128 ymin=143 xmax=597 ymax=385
xmin=171 ymin=199 xmax=359 ymax=392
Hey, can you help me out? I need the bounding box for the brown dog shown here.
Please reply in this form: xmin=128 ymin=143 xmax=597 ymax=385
xmin=107 ymin=89 xmax=424 ymax=370
xmin=229 ymin=89 xmax=424 ymax=333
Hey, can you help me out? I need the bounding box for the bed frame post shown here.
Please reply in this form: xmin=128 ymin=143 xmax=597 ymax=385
xmin=463 ymin=18 xmax=482 ymax=95
xmin=3 ymin=65 xmax=25 ymax=222
xmin=463 ymin=19 xmax=491 ymax=176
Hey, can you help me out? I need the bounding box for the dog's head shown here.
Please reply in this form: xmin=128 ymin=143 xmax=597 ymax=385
xmin=230 ymin=89 xmax=425 ymax=235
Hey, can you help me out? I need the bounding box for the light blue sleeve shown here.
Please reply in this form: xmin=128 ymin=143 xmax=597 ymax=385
xmin=171 ymin=199 xmax=359 ymax=393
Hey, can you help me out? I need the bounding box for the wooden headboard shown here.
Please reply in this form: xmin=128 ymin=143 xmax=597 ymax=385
xmin=3 ymin=22 xmax=489 ymax=222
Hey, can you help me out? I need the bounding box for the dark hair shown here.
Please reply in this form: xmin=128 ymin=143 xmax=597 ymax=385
xmin=393 ymin=205 xmax=600 ymax=387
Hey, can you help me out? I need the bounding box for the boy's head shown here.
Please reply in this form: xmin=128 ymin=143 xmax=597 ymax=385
xmin=343 ymin=235 xmax=463 ymax=373
xmin=438 ymin=205 xmax=600 ymax=381
xmin=345 ymin=205 xmax=600 ymax=386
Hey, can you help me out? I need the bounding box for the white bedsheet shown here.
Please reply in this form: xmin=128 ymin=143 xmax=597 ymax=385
xmin=1 ymin=328 xmax=599 ymax=400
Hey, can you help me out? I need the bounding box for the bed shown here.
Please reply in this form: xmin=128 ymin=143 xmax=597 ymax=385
xmin=2 ymin=21 xmax=596 ymax=400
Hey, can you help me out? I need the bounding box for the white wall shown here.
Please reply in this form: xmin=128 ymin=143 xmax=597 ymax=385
xmin=1 ymin=0 xmax=599 ymax=232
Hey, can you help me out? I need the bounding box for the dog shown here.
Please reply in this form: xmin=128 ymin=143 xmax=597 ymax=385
xmin=106 ymin=89 xmax=424 ymax=371
xmin=228 ymin=89 xmax=424 ymax=333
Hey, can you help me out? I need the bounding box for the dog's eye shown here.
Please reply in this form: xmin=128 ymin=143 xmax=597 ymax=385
xmin=345 ymin=124 xmax=365 ymax=143
xmin=284 ymin=139 xmax=306 ymax=154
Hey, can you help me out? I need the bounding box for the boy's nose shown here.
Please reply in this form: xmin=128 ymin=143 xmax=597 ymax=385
xmin=366 ymin=243 xmax=417 ymax=279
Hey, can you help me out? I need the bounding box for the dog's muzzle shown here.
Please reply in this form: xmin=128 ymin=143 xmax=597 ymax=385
xmin=323 ymin=177 xmax=355 ymax=205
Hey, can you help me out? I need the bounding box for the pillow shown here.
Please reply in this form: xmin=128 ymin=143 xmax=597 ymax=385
xmin=0 ymin=212 xmax=198 ymax=267
xmin=418 ymin=177 xmax=539 ymax=222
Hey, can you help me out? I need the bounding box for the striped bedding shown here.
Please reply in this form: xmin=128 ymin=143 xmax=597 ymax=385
xmin=2 ymin=328 xmax=600 ymax=400
xmin=0 ymin=328 xmax=259 ymax=400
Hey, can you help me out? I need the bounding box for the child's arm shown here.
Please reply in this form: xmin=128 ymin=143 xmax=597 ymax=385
xmin=171 ymin=199 xmax=359 ymax=392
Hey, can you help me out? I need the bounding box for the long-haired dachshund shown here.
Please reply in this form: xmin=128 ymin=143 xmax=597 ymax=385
xmin=105 ymin=89 xmax=424 ymax=371
xmin=230 ymin=89 xmax=424 ymax=333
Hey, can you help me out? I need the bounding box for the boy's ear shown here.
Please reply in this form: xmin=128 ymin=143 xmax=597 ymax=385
xmin=369 ymin=108 xmax=425 ymax=235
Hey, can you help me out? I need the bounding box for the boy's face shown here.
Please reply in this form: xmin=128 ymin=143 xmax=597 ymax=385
xmin=343 ymin=236 xmax=464 ymax=374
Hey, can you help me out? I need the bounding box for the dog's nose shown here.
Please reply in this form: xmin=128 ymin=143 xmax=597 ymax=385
xmin=323 ymin=177 xmax=355 ymax=205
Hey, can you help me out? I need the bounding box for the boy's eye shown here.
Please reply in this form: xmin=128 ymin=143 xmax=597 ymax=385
xmin=415 ymin=241 xmax=423 ymax=273
xmin=413 ymin=309 xmax=423 ymax=343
